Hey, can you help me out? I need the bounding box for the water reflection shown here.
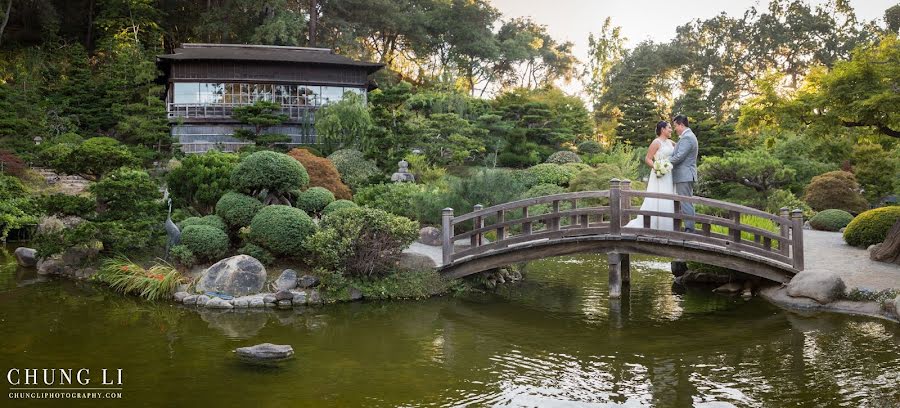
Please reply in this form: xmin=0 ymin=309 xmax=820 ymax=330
xmin=1 ymin=246 xmax=899 ymax=407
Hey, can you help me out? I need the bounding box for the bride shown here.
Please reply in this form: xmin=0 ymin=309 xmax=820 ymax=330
xmin=624 ymin=121 xmax=675 ymax=231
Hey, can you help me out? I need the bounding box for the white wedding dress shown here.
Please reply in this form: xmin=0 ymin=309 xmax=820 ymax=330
xmin=625 ymin=138 xmax=675 ymax=231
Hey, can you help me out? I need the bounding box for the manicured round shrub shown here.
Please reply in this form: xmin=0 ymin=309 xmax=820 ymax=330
xmin=809 ymin=209 xmax=854 ymax=232
xmin=237 ymin=243 xmax=274 ymax=265
xmin=180 ymin=225 xmax=229 ymax=261
xmin=178 ymin=214 xmax=227 ymax=231
xmin=304 ymin=206 xmax=418 ymax=278
xmin=249 ymin=205 xmax=316 ymax=256
xmin=546 ymin=150 xmax=582 ymax=164
xmin=843 ymin=206 xmax=900 ymax=248
xmin=526 ymin=163 xmax=581 ymax=187
xmin=230 ymin=151 xmax=309 ymax=197
xmin=215 ymin=192 xmax=264 ymax=228
xmin=577 ymin=140 xmax=603 ymax=155
xmin=803 ymin=171 xmax=868 ymax=214
xmin=295 ymin=187 xmax=335 ymax=214
xmin=287 ymin=148 xmax=352 ymax=200
xmin=322 ymin=199 xmax=358 ymax=216
xmin=327 ymin=149 xmax=381 ymax=189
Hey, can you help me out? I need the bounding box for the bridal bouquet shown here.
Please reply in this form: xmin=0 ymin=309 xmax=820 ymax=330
xmin=653 ymin=158 xmax=673 ymax=177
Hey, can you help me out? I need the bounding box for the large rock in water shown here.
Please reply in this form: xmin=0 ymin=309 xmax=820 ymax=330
xmin=234 ymin=343 xmax=294 ymax=362
xmin=14 ymin=247 xmax=37 ymax=267
xmin=786 ymin=272 xmax=846 ymax=304
xmin=197 ymin=255 xmax=267 ymax=297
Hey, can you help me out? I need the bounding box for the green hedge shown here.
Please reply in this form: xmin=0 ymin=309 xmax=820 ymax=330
xmin=178 ymin=214 xmax=227 ymax=231
xmin=249 ymin=205 xmax=316 ymax=256
xmin=215 ymin=192 xmax=264 ymax=228
xmin=180 ymin=225 xmax=229 ymax=261
xmin=322 ymin=199 xmax=358 ymax=216
xmin=545 ymin=150 xmax=581 ymax=164
xmin=237 ymin=243 xmax=275 ymax=265
xmin=843 ymin=206 xmax=900 ymax=248
xmin=295 ymin=187 xmax=335 ymax=214
xmin=304 ymin=206 xmax=418 ymax=278
xmin=809 ymin=209 xmax=854 ymax=232
xmin=526 ymin=163 xmax=581 ymax=187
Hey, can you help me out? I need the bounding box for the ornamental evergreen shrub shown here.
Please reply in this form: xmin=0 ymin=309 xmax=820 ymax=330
xmin=249 ymin=205 xmax=316 ymax=256
xmin=40 ymin=193 xmax=95 ymax=217
xmin=843 ymin=206 xmax=900 ymax=248
xmin=354 ymin=183 xmax=422 ymax=219
xmin=287 ymin=148 xmax=352 ymax=200
xmin=166 ymin=151 xmax=239 ymax=214
xmin=803 ymin=171 xmax=868 ymax=214
xmin=295 ymin=187 xmax=335 ymax=215
xmin=522 ymin=183 xmax=567 ymax=198
xmin=230 ymin=151 xmax=308 ymax=200
xmin=178 ymin=214 xmax=227 ymax=231
xmin=809 ymin=209 xmax=854 ymax=231
xmin=577 ymin=140 xmax=603 ymax=155
xmin=327 ymin=149 xmax=381 ymax=190
xmin=170 ymin=244 xmax=196 ymax=268
xmin=546 ymin=150 xmax=582 ymax=164
xmin=180 ymin=225 xmax=229 ymax=261
xmin=215 ymin=192 xmax=263 ymax=228
xmin=526 ymin=163 xmax=581 ymax=187
xmin=303 ymin=207 xmax=418 ymax=278
xmin=237 ymin=243 xmax=275 ymax=265
xmin=322 ymin=199 xmax=357 ymax=216
xmin=90 ymin=168 xmax=162 ymax=221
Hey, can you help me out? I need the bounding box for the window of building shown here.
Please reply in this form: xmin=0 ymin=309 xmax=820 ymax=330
xmin=321 ymin=86 xmax=344 ymax=105
xmin=173 ymin=82 xmax=200 ymax=104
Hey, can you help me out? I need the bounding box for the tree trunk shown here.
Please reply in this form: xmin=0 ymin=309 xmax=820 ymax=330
xmin=308 ymin=0 xmax=317 ymax=47
xmin=870 ymin=219 xmax=900 ymax=265
xmin=85 ymin=0 xmax=94 ymax=49
xmin=0 ymin=0 xmax=12 ymax=47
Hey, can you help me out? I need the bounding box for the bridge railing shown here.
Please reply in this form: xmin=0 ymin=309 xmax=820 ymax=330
xmin=441 ymin=179 xmax=805 ymax=271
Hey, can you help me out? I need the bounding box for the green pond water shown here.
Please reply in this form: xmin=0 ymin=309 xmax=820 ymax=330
xmin=1 ymin=246 xmax=899 ymax=407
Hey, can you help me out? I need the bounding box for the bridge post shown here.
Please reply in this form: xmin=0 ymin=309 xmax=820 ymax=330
xmin=608 ymin=252 xmax=628 ymax=298
xmin=472 ymin=204 xmax=484 ymax=247
xmin=620 ymin=179 xmax=631 ymax=227
xmin=791 ymin=209 xmax=805 ymax=270
xmin=442 ymin=208 xmax=454 ymax=265
xmin=779 ymin=207 xmax=790 ymax=257
xmin=609 ymin=179 xmax=621 ymax=235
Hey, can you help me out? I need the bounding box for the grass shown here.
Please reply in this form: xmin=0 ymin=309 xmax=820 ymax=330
xmin=709 ymin=214 xmax=781 ymax=248
xmin=93 ymin=256 xmax=186 ymax=301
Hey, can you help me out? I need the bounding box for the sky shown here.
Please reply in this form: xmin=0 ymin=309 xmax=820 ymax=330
xmin=488 ymin=0 xmax=896 ymax=95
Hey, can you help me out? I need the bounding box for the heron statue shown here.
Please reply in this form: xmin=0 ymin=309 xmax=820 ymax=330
xmin=164 ymin=194 xmax=181 ymax=258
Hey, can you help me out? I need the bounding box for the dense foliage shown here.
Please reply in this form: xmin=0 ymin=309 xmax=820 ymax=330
xmin=803 ymin=171 xmax=869 ymax=214
xmin=179 ymin=225 xmax=230 ymax=261
xmin=295 ymin=187 xmax=335 ymax=215
xmin=286 ymin=148 xmax=352 ymax=200
xmin=809 ymin=209 xmax=855 ymax=232
xmin=215 ymin=192 xmax=264 ymax=228
xmin=843 ymin=207 xmax=900 ymax=248
xmin=166 ymin=152 xmax=239 ymax=214
xmin=304 ymin=207 xmax=418 ymax=278
xmin=230 ymin=151 xmax=309 ymax=204
xmin=248 ymin=205 xmax=315 ymax=257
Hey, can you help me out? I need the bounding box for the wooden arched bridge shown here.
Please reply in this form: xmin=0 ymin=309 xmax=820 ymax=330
xmin=438 ymin=179 xmax=804 ymax=298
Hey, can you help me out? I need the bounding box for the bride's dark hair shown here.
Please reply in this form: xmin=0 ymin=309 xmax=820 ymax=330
xmin=655 ymin=121 xmax=669 ymax=136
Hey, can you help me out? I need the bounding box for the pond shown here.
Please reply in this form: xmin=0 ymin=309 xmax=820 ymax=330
xmin=1 ymin=246 xmax=899 ymax=407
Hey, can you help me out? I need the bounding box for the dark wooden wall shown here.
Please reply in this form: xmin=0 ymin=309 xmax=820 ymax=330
xmin=169 ymin=60 xmax=369 ymax=86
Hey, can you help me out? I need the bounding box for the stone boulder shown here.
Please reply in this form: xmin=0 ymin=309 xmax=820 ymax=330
xmin=234 ymin=343 xmax=294 ymax=362
xmin=786 ymin=272 xmax=846 ymax=304
xmin=298 ymin=274 xmax=320 ymax=289
xmin=895 ymin=295 xmax=900 ymax=319
xmin=14 ymin=247 xmax=37 ymax=267
xmin=397 ymin=252 xmax=437 ymax=271
xmin=349 ymin=287 xmax=363 ymax=301
xmin=196 ymin=255 xmax=267 ymax=297
xmin=272 ymin=269 xmax=298 ymax=291
xmin=418 ymin=227 xmax=442 ymax=246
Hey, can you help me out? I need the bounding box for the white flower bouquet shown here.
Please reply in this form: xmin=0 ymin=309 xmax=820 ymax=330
xmin=653 ymin=158 xmax=673 ymax=178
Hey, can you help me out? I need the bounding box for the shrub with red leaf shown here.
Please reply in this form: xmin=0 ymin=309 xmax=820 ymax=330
xmin=0 ymin=150 xmax=26 ymax=178
xmin=287 ymin=148 xmax=352 ymax=200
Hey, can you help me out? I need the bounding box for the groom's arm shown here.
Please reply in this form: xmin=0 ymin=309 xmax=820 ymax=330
xmin=669 ymin=136 xmax=694 ymax=165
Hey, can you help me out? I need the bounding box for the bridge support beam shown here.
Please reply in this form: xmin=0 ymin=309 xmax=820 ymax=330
xmin=608 ymin=252 xmax=630 ymax=298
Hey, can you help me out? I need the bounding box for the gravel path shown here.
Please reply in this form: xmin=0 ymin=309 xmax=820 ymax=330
xmin=802 ymin=230 xmax=900 ymax=292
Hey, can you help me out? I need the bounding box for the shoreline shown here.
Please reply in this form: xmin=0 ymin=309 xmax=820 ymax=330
xmin=759 ymin=285 xmax=899 ymax=324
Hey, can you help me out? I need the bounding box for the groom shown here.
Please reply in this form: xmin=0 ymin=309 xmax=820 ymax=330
xmin=669 ymin=115 xmax=698 ymax=233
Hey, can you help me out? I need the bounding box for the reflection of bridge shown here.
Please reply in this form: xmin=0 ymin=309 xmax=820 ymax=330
xmin=439 ymin=179 xmax=804 ymax=298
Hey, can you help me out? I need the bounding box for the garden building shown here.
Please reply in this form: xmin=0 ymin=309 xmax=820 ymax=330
xmin=157 ymin=43 xmax=383 ymax=153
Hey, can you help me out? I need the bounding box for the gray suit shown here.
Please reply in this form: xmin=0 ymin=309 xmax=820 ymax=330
xmin=669 ymin=128 xmax=699 ymax=232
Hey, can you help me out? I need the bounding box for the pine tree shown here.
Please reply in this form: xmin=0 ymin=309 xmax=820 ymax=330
xmin=615 ymin=67 xmax=658 ymax=146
